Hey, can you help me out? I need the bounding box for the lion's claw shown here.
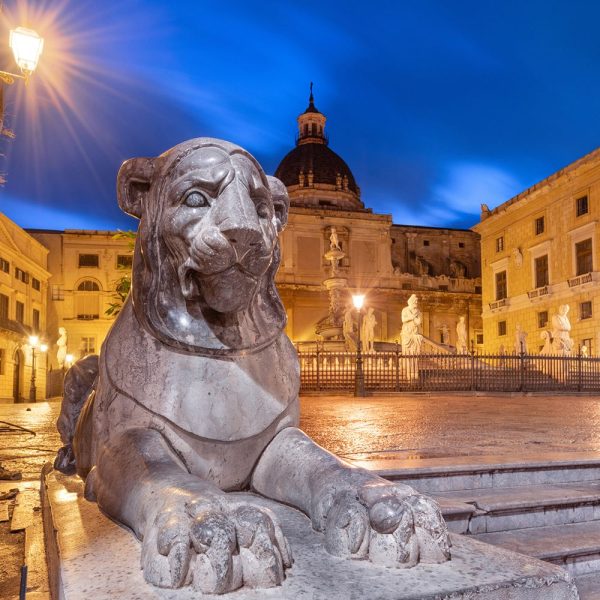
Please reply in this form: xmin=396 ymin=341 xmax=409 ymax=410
xmin=141 ymin=499 xmax=292 ymax=592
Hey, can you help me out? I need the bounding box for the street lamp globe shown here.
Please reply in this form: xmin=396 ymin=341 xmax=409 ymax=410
xmin=352 ymin=294 xmax=365 ymax=310
xmin=9 ymin=27 xmax=44 ymax=76
xmin=65 ymin=353 xmax=74 ymax=367
xmin=40 ymin=343 xmax=48 ymax=353
xmin=28 ymin=334 xmax=39 ymax=348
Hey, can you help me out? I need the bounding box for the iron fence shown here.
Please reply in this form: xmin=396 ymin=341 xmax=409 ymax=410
xmin=298 ymin=349 xmax=600 ymax=393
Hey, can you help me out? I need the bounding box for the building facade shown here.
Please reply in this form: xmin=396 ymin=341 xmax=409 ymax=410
xmin=0 ymin=213 xmax=50 ymax=402
xmin=275 ymin=92 xmax=482 ymax=347
xmin=473 ymin=148 xmax=600 ymax=355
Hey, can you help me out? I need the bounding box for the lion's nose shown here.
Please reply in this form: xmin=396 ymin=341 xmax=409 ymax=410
xmin=221 ymin=226 xmax=262 ymax=250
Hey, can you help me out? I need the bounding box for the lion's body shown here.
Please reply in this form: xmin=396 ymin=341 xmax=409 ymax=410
xmin=76 ymin=298 xmax=300 ymax=490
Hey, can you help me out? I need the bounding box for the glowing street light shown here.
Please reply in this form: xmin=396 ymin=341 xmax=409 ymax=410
xmin=352 ymin=293 xmax=366 ymax=397
xmin=0 ymin=26 xmax=44 ymax=85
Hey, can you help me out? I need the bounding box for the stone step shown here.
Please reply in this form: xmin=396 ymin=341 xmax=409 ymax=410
xmin=474 ymin=520 xmax=600 ymax=577
xmin=348 ymin=451 xmax=600 ymax=493
xmin=434 ymin=481 xmax=600 ymax=533
xmin=576 ymin=572 xmax=600 ymax=600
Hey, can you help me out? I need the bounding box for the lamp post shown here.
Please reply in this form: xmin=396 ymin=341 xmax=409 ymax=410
xmin=28 ymin=335 xmax=47 ymax=402
xmin=352 ymin=294 xmax=365 ymax=397
xmin=0 ymin=27 xmax=44 ymax=85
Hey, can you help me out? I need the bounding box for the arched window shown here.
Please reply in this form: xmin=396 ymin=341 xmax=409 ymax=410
xmin=76 ymin=279 xmax=101 ymax=320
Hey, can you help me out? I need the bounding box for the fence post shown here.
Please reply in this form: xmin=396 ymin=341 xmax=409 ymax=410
xmin=519 ymin=348 xmax=526 ymax=392
xmin=395 ymin=342 xmax=400 ymax=392
xmin=316 ymin=347 xmax=321 ymax=391
xmin=470 ymin=346 xmax=475 ymax=391
xmin=578 ymin=346 xmax=583 ymax=392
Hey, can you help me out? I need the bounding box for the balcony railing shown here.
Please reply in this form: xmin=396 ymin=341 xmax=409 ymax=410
xmin=568 ymin=272 xmax=593 ymax=288
xmin=527 ymin=285 xmax=549 ymax=300
xmin=489 ymin=298 xmax=508 ymax=310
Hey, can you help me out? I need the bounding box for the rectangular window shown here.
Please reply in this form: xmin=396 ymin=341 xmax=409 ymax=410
xmin=401 ymin=283 xmax=412 ymax=290
xmin=576 ymin=195 xmax=589 ymax=217
xmin=0 ymin=258 xmax=9 ymax=273
xmin=495 ymin=270 xmax=507 ymax=300
xmin=423 ymin=240 xmax=430 ymax=247
xmin=116 ymin=254 xmax=133 ymax=269
xmin=534 ymin=254 xmax=549 ymax=288
xmin=476 ymin=333 xmax=484 ymax=345
xmin=458 ymin=242 xmax=465 ymax=248
xmin=495 ymin=236 xmax=504 ymax=252
xmin=0 ymin=294 xmax=8 ymax=321
xmin=580 ymin=300 xmax=593 ymax=320
xmin=498 ymin=321 xmax=507 ymax=336
xmin=15 ymin=301 xmax=24 ymax=324
xmin=32 ymin=308 xmax=40 ymax=331
xmin=51 ymin=285 xmax=65 ymax=301
xmin=535 ymin=216 xmax=545 ymax=235
xmin=575 ymin=238 xmax=593 ymax=275
xmin=537 ymin=311 xmax=548 ymax=328
xmin=15 ymin=268 xmax=29 ymax=284
xmin=79 ymin=254 xmax=99 ymax=268
xmin=31 ymin=277 xmax=41 ymax=291
xmin=0 ymin=349 xmax=5 ymax=375
xmin=583 ymin=338 xmax=592 ymax=355
xmin=81 ymin=336 xmax=96 ymax=354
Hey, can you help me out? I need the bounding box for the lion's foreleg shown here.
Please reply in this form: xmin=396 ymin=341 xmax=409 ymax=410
xmin=252 ymin=427 xmax=450 ymax=566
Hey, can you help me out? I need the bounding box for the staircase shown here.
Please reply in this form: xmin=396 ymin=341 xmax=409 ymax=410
xmin=373 ymin=453 xmax=600 ymax=599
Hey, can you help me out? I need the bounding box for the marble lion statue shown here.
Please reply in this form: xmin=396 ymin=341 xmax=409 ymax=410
xmin=54 ymin=138 xmax=450 ymax=594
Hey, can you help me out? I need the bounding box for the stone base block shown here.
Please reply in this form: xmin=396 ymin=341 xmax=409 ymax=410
xmin=41 ymin=468 xmax=578 ymax=600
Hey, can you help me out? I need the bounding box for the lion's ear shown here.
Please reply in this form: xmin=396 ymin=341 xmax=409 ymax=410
xmin=267 ymin=176 xmax=289 ymax=233
xmin=117 ymin=157 xmax=155 ymax=219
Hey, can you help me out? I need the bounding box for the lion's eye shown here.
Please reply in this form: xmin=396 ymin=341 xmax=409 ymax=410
xmin=256 ymin=202 xmax=271 ymax=219
xmin=183 ymin=191 xmax=209 ymax=208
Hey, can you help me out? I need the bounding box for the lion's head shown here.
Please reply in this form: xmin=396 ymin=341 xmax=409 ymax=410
xmin=116 ymin=138 xmax=290 ymax=355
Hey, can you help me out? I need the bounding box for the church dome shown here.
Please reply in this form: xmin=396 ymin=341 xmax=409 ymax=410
xmin=274 ymin=85 xmax=364 ymax=211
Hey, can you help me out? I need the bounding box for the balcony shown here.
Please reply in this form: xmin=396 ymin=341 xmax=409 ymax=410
xmin=568 ymin=272 xmax=593 ymax=288
xmin=489 ymin=298 xmax=508 ymax=310
xmin=527 ymin=286 xmax=550 ymax=300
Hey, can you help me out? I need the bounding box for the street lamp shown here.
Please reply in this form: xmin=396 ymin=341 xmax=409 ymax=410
xmin=352 ymin=294 xmax=366 ymax=397
xmin=28 ymin=335 xmax=47 ymax=402
xmin=0 ymin=27 xmax=44 ymax=85
xmin=65 ymin=354 xmax=74 ymax=369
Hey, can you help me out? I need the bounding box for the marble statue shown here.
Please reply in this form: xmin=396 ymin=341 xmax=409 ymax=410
xmin=361 ymin=307 xmax=376 ymax=353
xmin=343 ymin=307 xmax=357 ymax=351
xmin=401 ymin=294 xmax=423 ymax=355
xmin=512 ymin=248 xmax=523 ymax=268
xmin=539 ymin=331 xmax=553 ymax=355
xmin=56 ymin=327 xmax=68 ymax=368
xmin=329 ymin=226 xmax=341 ymax=250
xmin=456 ymin=316 xmax=468 ymax=354
xmin=53 ymin=139 xmax=449 ymax=594
xmin=514 ymin=324 xmax=528 ymax=355
xmin=439 ymin=324 xmax=449 ymax=345
xmin=551 ymin=304 xmax=574 ymax=356
xmin=581 ymin=344 xmax=589 ymax=358
xmin=449 ymin=260 xmax=466 ymax=278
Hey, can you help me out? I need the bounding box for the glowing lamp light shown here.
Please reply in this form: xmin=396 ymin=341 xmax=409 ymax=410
xmin=40 ymin=343 xmax=48 ymax=353
xmin=9 ymin=27 xmax=44 ymax=75
xmin=28 ymin=334 xmax=39 ymax=348
xmin=65 ymin=353 xmax=74 ymax=366
xmin=352 ymin=294 xmax=365 ymax=310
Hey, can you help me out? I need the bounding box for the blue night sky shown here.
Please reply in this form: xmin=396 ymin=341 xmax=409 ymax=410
xmin=1 ymin=0 xmax=599 ymax=231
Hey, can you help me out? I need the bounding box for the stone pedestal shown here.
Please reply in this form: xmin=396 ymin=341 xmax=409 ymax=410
xmin=41 ymin=468 xmax=578 ymax=600
xmin=316 ymin=248 xmax=348 ymax=340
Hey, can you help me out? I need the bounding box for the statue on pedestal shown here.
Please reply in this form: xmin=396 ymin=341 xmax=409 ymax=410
xmin=456 ymin=316 xmax=468 ymax=354
xmin=343 ymin=307 xmax=357 ymax=351
xmin=329 ymin=226 xmax=341 ymax=251
xmin=551 ymin=304 xmax=574 ymax=356
xmin=56 ymin=327 xmax=68 ymax=368
xmin=53 ymin=139 xmax=449 ymax=594
xmin=401 ymin=294 xmax=423 ymax=355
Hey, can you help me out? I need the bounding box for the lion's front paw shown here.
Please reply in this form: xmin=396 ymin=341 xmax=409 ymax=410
xmin=318 ymin=481 xmax=450 ymax=568
xmin=141 ymin=498 xmax=292 ymax=593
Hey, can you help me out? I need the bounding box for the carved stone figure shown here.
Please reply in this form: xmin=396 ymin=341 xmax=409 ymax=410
xmin=512 ymin=248 xmax=523 ymax=268
xmin=329 ymin=226 xmax=341 ymax=251
xmin=456 ymin=316 xmax=468 ymax=354
xmin=551 ymin=304 xmax=574 ymax=356
xmin=343 ymin=307 xmax=357 ymax=352
xmin=415 ymin=256 xmax=430 ymax=276
xmin=539 ymin=331 xmax=553 ymax=355
xmin=56 ymin=327 xmax=68 ymax=368
xmin=514 ymin=324 xmax=528 ymax=355
xmin=361 ymin=307 xmax=376 ymax=353
xmin=449 ymin=260 xmax=466 ymax=278
xmin=401 ymin=295 xmax=423 ymax=355
xmin=53 ymin=139 xmax=449 ymax=594
xmin=439 ymin=324 xmax=449 ymax=345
